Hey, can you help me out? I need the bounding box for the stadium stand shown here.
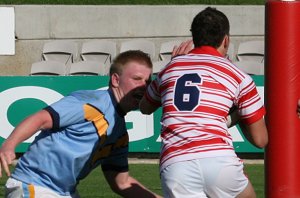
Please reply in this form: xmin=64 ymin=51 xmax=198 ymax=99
xmin=80 ymin=40 xmax=117 ymax=65
xmin=68 ymin=60 xmax=108 ymax=76
xmin=236 ymin=40 xmax=264 ymax=62
xmin=42 ymin=40 xmax=78 ymax=65
xmin=159 ymin=40 xmax=183 ymax=61
xmin=120 ymin=39 xmax=155 ymax=60
xmin=233 ymin=60 xmax=264 ymax=75
xmin=30 ymin=60 xmax=67 ymax=76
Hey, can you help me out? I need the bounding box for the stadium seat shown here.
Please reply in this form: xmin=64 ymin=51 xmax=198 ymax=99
xmin=152 ymin=60 xmax=170 ymax=75
xmin=120 ymin=39 xmax=155 ymax=60
xmin=233 ymin=60 xmax=264 ymax=75
xmin=80 ymin=40 xmax=117 ymax=65
xmin=159 ymin=40 xmax=183 ymax=61
xmin=42 ymin=40 xmax=78 ymax=65
xmin=236 ymin=40 xmax=264 ymax=62
xmin=67 ymin=60 xmax=108 ymax=76
xmin=30 ymin=60 xmax=67 ymax=76
xmin=225 ymin=43 xmax=235 ymax=61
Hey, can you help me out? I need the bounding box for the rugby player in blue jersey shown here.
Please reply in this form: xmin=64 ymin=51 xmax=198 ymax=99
xmin=0 ymin=50 xmax=161 ymax=198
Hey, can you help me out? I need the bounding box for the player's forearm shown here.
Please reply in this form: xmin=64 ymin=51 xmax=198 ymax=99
xmin=116 ymin=176 xmax=162 ymax=198
xmin=239 ymin=118 xmax=268 ymax=148
xmin=3 ymin=110 xmax=52 ymax=149
xmin=139 ymin=97 xmax=159 ymax=115
xmin=226 ymin=107 xmax=240 ymax=128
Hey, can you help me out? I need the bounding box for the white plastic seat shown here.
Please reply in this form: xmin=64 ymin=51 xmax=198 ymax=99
xmin=42 ymin=40 xmax=78 ymax=65
xmin=236 ymin=40 xmax=264 ymax=62
xmin=225 ymin=43 xmax=235 ymax=61
xmin=80 ymin=40 xmax=117 ymax=65
xmin=159 ymin=40 xmax=183 ymax=61
xmin=120 ymin=39 xmax=155 ymax=59
xmin=152 ymin=60 xmax=170 ymax=75
xmin=30 ymin=60 xmax=66 ymax=76
xmin=68 ymin=60 xmax=108 ymax=76
xmin=233 ymin=60 xmax=264 ymax=75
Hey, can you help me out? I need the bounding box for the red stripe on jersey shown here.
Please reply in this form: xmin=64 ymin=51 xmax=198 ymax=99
xmin=163 ymin=105 xmax=178 ymax=112
xmin=161 ymin=138 xmax=227 ymax=161
xmin=202 ymin=80 xmax=228 ymax=91
xmin=160 ymin=146 xmax=234 ymax=167
xmin=239 ymin=85 xmax=259 ymax=104
xmin=194 ymin=105 xmax=227 ymax=116
xmin=241 ymin=106 xmax=266 ymax=125
xmin=160 ymin=81 xmax=176 ymax=95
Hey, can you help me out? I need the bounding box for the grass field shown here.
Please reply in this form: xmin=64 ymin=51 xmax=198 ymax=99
xmin=0 ymin=163 xmax=264 ymax=197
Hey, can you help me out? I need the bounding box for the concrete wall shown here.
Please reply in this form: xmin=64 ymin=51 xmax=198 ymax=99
xmin=0 ymin=5 xmax=265 ymax=75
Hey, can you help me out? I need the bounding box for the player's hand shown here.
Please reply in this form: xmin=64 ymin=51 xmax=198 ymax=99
xmin=297 ymin=99 xmax=300 ymax=118
xmin=171 ymin=40 xmax=194 ymax=58
xmin=0 ymin=146 xmax=16 ymax=177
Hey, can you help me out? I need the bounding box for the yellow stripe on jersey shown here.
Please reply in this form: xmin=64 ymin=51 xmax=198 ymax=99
xmin=28 ymin=184 xmax=35 ymax=198
xmin=92 ymin=145 xmax=112 ymax=162
xmin=92 ymin=133 xmax=129 ymax=164
xmin=84 ymin=104 xmax=109 ymax=144
xmin=113 ymin=133 xmax=129 ymax=149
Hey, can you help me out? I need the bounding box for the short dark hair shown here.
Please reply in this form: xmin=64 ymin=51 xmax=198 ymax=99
xmin=191 ymin=7 xmax=230 ymax=48
xmin=109 ymin=50 xmax=152 ymax=76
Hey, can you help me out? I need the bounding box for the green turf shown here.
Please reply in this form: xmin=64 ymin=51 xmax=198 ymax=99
xmin=0 ymin=163 xmax=264 ymax=197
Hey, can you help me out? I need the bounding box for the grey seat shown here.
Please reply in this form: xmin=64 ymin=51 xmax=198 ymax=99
xmin=236 ymin=40 xmax=264 ymax=63
xmin=30 ymin=60 xmax=66 ymax=76
xmin=120 ymin=39 xmax=155 ymax=60
xmin=80 ymin=40 xmax=117 ymax=65
xmin=42 ymin=40 xmax=78 ymax=65
xmin=68 ymin=60 xmax=108 ymax=76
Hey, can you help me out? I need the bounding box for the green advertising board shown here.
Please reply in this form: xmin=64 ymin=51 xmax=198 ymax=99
xmin=0 ymin=75 xmax=264 ymax=153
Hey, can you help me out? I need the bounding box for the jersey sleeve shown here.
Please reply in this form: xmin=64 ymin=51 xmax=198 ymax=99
xmin=100 ymin=130 xmax=129 ymax=172
xmin=101 ymin=153 xmax=129 ymax=173
xmin=236 ymin=75 xmax=265 ymax=125
xmin=44 ymin=92 xmax=86 ymax=129
xmin=144 ymin=77 xmax=162 ymax=107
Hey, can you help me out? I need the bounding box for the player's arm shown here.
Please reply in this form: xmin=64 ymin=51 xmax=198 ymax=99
xmin=226 ymin=105 xmax=268 ymax=148
xmin=139 ymin=96 xmax=160 ymax=115
xmin=103 ymin=170 xmax=162 ymax=198
xmin=171 ymin=39 xmax=193 ymax=58
xmin=226 ymin=106 xmax=240 ymax=128
xmin=239 ymin=118 xmax=268 ymax=149
xmin=0 ymin=109 xmax=53 ymax=177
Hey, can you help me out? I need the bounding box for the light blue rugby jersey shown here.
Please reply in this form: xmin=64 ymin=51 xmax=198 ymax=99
xmin=11 ymin=89 xmax=129 ymax=196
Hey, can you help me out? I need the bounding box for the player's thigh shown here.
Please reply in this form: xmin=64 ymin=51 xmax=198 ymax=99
xmin=236 ymin=181 xmax=256 ymax=198
xmin=161 ymin=160 xmax=207 ymax=198
xmin=203 ymin=157 xmax=251 ymax=198
xmin=5 ymin=178 xmax=25 ymax=198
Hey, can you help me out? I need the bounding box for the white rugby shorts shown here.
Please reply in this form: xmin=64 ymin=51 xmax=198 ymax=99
xmin=161 ymin=156 xmax=249 ymax=198
xmin=5 ymin=178 xmax=80 ymax=198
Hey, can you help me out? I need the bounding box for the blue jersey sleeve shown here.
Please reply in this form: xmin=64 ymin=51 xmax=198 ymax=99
xmin=44 ymin=93 xmax=86 ymax=129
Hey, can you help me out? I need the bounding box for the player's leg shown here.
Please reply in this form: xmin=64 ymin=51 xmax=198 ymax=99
xmin=5 ymin=178 xmax=24 ymax=198
xmin=236 ymin=181 xmax=256 ymax=198
xmin=160 ymin=160 xmax=207 ymax=198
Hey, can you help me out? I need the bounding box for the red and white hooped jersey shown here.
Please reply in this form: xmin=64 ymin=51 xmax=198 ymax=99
xmin=145 ymin=46 xmax=265 ymax=171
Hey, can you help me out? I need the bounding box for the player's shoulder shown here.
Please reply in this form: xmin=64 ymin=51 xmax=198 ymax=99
xmin=69 ymin=89 xmax=109 ymax=101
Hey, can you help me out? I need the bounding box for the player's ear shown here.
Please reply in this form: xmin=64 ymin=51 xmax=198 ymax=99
xmin=220 ymin=35 xmax=230 ymax=56
xmin=223 ymin=35 xmax=229 ymax=49
xmin=111 ymin=73 xmax=120 ymax=88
